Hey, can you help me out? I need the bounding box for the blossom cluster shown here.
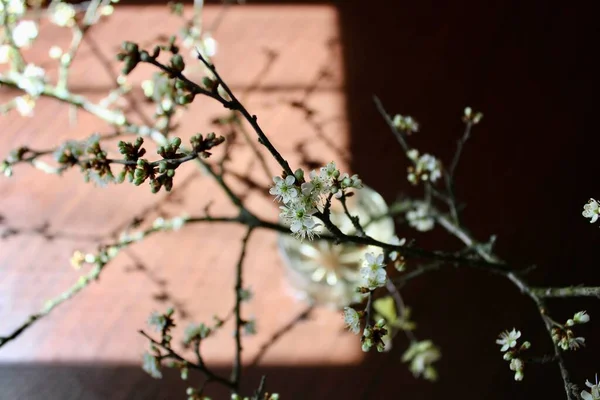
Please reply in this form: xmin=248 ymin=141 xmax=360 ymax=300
xmin=406 ymin=149 xmax=442 ymax=185
xmin=496 ymin=328 xmax=530 ymax=381
xmin=552 ymin=310 xmax=589 ymax=351
xmin=401 ymin=340 xmax=441 ymax=381
xmin=392 ymin=113 xmax=419 ymax=134
xmin=270 ymin=161 xmax=363 ymax=240
xmin=406 ymin=202 xmax=435 ymax=232
xmin=582 ymin=199 xmax=599 ymax=224
xmin=359 ymin=252 xmax=387 ymax=290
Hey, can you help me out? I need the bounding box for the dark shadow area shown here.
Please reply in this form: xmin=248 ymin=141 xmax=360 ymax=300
xmin=338 ymin=0 xmax=600 ymax=399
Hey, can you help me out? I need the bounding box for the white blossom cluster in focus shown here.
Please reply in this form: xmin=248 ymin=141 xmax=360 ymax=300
xmin=270 ymin=161 xmax=363 ymax=240
xmin=496 ymin=328 xmax=530 ymax=381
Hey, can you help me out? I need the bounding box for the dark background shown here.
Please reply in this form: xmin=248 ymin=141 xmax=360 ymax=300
xmin=2 ymin=1 xmax=599 ymax=399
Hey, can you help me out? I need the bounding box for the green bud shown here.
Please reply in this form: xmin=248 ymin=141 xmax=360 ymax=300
xmin=175 ymin=79 xmax=186 ymax=90
xmin=177 ymin=93 xmax=195 ymax=105
xmin=186 ymin=387 xmax=195 ymax=396
xmin=171 ymin=54 xmax=185 ymax=72
xmin=139 ymin=50 xmax=150 ymax=62
xmin=294 ymin=168 xmax=304 ymax=181
xmin=151 ymin=46 xmax=161 ymax=58
xmin=171 ymin=137 xmax=182 ymax=148
xmin=166 ymin=169 xmax=175 ymax=178
xmin=202 ymin=77 xmax=214 ymax=89
xmin=206 ymin=132 xmax=216 ymax=141
xmin=150 ymin=179 xmax=162 ymax=193
xmin=180 ymin=367 xmax=188 ymax=380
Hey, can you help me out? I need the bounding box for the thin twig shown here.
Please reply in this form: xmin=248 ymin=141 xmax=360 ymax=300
xmin=231 ymin=227 xmax=254 ymax=390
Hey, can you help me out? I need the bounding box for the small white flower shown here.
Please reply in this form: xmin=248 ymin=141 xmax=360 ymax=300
xmin=147 ymin=311 xmax=167 ymax=332
xmin=401 ymin=340 xmax=441 ymax=381
xmin=48 ymin=46 xmax=63 ymax=59
xmin=339 ymin=172 xmax=363 ymax=190
xmin=319 ymin=161 xmax=340 ymax=183
xmin=360 ymin=252 xmax=387 ymax=290
xmin=16 ymin=64 xmax=46 ymax=97
xmin=14 ymin=95 xmax=35 ymax=117
xmin=393 ymin=114 xmax=419 ymax=134
xmin=574 ymin=311 xmax=590 ymax=324
xmin=406 ymin=149 xmax=442 ymax=185
xmin=184 ymin=323 xmax=211 ymax=343
xmin=141 ymin=79 xmax=154 ymax=98
xmin=388 ymin=236 xmax=406 ymax=261
xmin=509 ymin=358 xmax=524 ymax=381
xmin=343 ymin=307 xmax=360 ymax=334
xmin=496 ymin=328 xmax=521 ymax=352
xmin=406 ymin=204 xmax=435 ymax=232
xmin=279 ymin=198 xmax=319 ymax=241
xmin=270 ymin=175 xmax=298 ymax=203
xmin=142 ymin=352 xmax=162 ymax=379
xmin=202 ymin=34 xmax=217 ymax=57
xmin=583 ymin=199 xmax=600 ymax=223
xmin=0 ymin=0 xmax=25 ymax=17
xmin=12 ymin=20 xmax=38 ymax=48
xmin=582 ymin=375 xmax=600 ymax=400
xmin=49 ymin=2 xmax=76 ymax=27
xmin=301 ymin=170 xmax=329 ymax=202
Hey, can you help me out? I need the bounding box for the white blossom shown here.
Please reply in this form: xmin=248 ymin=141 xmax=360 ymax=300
xmin=343 ymin=307 xmax=360 ymax=334
xmin=202 ymin=34 xmax=217 ymax=57
xmin=360 ymin=252 xmax=387 ymax=290
xmin=14 ymin=95 xmax=35 ymax=117
xmin=147 ymin=311 xmax=167 ymax=332
xmin=319 ymin=161 xmax=340 ymax=183
xmin=574 ymin=311 xmax=590 ymax=324
xmin=406 ymin=149 xmax=442 ymax=185
xmin=184 ymin=323 xmax=211 ymax=343
xmin=48 ymin=46 xmax=63 ymax=59
xmin=582 ymin=376 xmax=600 ymax=400
xmin=406 ymin=203 xmax=435 ymax=232
xmin=393 ymin=114 xmax=419 ymax=134
xmin=496 ymin=328 xmax=521 ymax=352
xmin=49 ymin=2 xmax=76 ymax=27
xmin=279 ymin=199 xmax=319 ymax=241
xmin=401 ymin=340 xmax=441 ymax=381
xmin=270 ymin=175 xmax=298 ymax=203
xmin=301 ymin=170 xmax=329 ymax=203
xmin=582 ymin=199 xmax=599 ymax=223
xmin=0 ymin=0 xmax=25 ymax=17
xmin=12 ymin=20 xmax=38 ymax=48
xmin=142 ymin=352 xmax=162 ymax=379
xmin=509 ymin=358 xmax=524 ymax=381
xmin=15 ymin=64 xmax=46 ymax=97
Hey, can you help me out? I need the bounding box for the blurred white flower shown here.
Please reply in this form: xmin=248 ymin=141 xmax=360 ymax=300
xmin=406 ymin=203 xmax=434 ymax=232
xmin=582 ymin=375 xmax=600 ymax=400
xmin=48 ymin=46 xmax=63 ymax=59
xmin=202 ymin=34 xmax=217 ymax=57
xmin=49 ymin=2 xmax=76 ymax=27
xmin=14 ymin=95 xmax=35 ymax=117
xmin=12 ymin=20 xmax=38 ymax=48
xmin=16 ymin=64 xmax=46 ymax=97
xmin=0 ymin=0 xmax=25 ymax=17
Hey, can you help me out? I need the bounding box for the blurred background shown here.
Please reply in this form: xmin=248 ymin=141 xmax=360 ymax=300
xmin=0 ymin=1 xmax=598 ymax=399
